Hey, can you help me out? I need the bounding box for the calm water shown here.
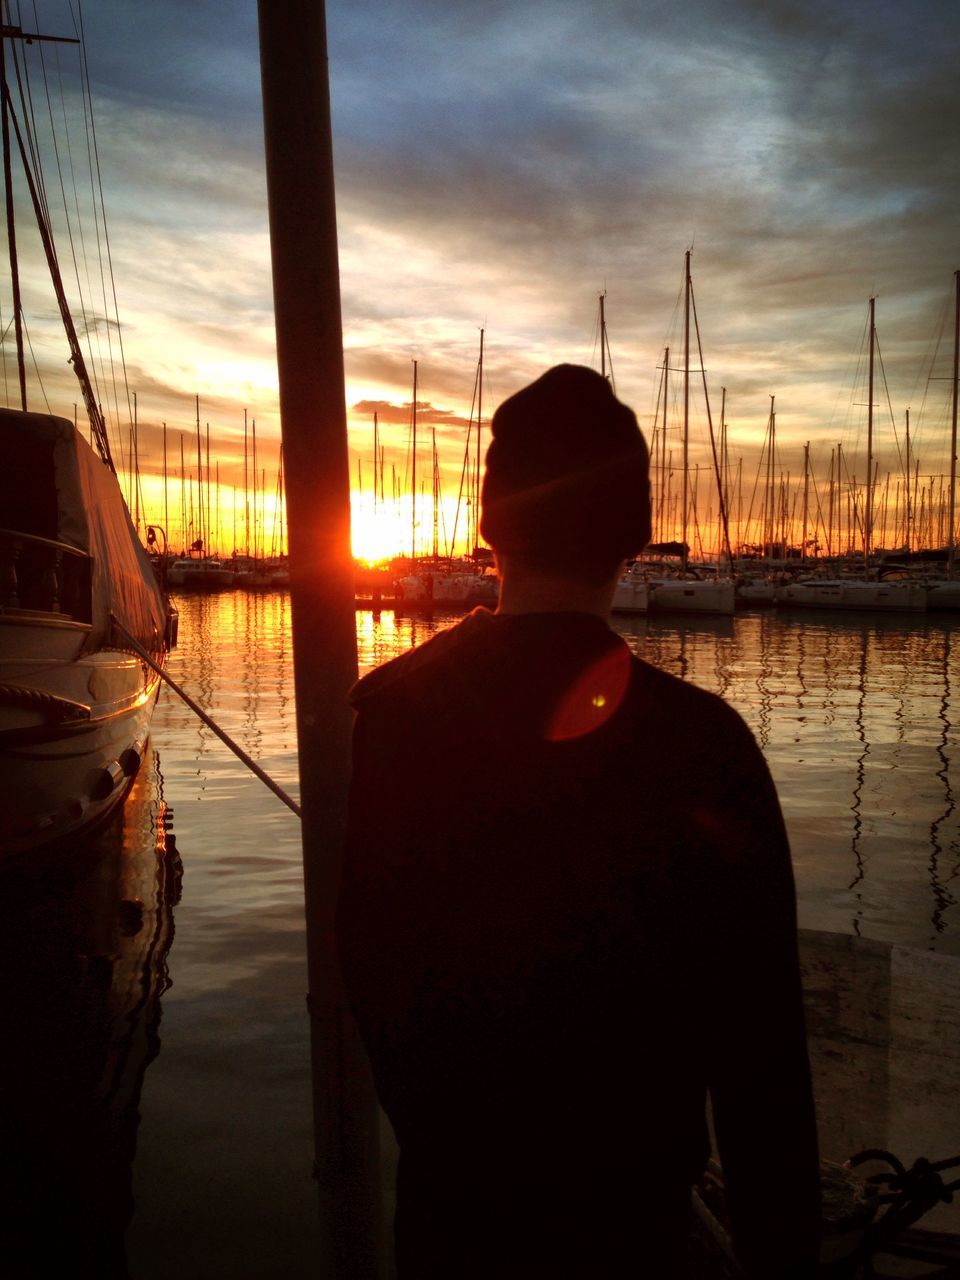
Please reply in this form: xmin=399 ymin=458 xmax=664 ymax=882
xmin=2 ymin=592 xmax=958 ymax=1276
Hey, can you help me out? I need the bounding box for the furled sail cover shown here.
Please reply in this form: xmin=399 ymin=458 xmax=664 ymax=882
xmin=1 ymin=409 xmax=166 ymax=651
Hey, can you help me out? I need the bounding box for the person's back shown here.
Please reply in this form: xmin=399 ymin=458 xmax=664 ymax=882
xmin=337 ymin=366 xmax=820 ymax=1277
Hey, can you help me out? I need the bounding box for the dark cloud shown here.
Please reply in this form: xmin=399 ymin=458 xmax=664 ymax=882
xmin=351 ymin=398 xmax=468 ymax=429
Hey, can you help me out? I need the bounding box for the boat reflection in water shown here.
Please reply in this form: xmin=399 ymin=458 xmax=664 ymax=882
xmin=0 ymin=751 xmax=180 ymax=1278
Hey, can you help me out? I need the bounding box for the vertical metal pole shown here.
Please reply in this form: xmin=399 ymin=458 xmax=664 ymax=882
xmin=163 ymin=421 xmax=169 ymax=547
xmin=911 ymin=407 xmax=916 ymax=552
xmin=179 ymin=434 xmax=186 ymax=552
xmin=682 ymin=253 xmax=690 ymax=571
xmin=258 ymin=3 xmax=382 ymax=1276
xmin=866 ymin=297 xmax=875 ymax=563
xmin=476 ymin=327 xmax=484 ymax=555
xmin=133 ymin=391 xmax=141 ymax=532
xmin=949 ymin=269 xmax=959 ymax=578
xmin=661 ymin=346 xmax=669 ymax=544
xmin=373 ymin=412 xmax=379 ymax=512
xmin=244 ymin=408 xmax=250 ymax=557
xmin=196 ymin=394 xmax=204 ymax=553
xmin=411 ymin=359 xmax=418 ymax=559
xmin=802 ymin=442 xmax=809 ymax=564
xmin=599 ymin=291 xmax=606 ymax=379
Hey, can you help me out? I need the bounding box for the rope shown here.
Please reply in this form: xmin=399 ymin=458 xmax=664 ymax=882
xmin=110 ymin=615 xmax=303 ymax=819
xmin=0 ymin=681 xmax=89 ymax=721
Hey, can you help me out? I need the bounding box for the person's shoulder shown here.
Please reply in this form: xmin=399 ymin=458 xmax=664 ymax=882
xmin=628 ymin=653 xmax=757 ymax=746
xmin=628 ymin=652 xmax=734 ymax=717
xmin=349 ymin=608 xmax=496 ymax=712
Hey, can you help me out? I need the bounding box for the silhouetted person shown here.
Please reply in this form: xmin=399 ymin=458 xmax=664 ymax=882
xmin=337 ymin=365 xmax=820 ymax=1277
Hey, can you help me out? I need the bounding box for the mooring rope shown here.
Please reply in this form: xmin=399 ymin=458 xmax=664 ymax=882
xmin=111 ymin=615 xmax=303 ymax=819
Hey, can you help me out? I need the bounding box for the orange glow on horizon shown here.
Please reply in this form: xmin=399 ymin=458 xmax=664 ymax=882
xmin=349 ymin=490 xmax=478 ymax=563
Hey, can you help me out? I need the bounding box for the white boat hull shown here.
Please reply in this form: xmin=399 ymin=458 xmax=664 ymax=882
xmin=925 ymin=580 xmax=960 ymax=611
xmin=776 ymin=580 xmax=927 ymax=613
xmin=0 ymin=407 xmax=170 ymax=856
xmin=648 ymin=579 xmax=735 ymax=616
xmin=0 ymin=618 xmax=161 ymax=855
xmin=611 ymin=569 xmax=649 ymax=614
xmin=735 ymin=577 xmax=777 ymax=607
xmin=166 ymin=559 xmax=234 ymax=590
xmin=398 ymin=572 xmax=498 ymax=609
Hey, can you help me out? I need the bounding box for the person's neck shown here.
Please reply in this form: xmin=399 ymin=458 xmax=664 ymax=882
xmin=495 ymin=560 xmax=619 ymax=619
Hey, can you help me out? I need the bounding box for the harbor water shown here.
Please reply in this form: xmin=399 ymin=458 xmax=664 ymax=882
xmin=1 ymin=591 xmax=958 ymax=1276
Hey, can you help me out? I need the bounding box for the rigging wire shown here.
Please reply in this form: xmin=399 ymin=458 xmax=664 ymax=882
xmin=33 ymin=0 xmax=102 ymax=436
xmin=75 ymin=0 xmax=133 ymax=435
xmin=22 ymin=317 xmax=50 ymax=412
xmin=73 ymin=1 xmax=122 ymax=451
xmin=450 ymin=353 xmax=481 ymax=558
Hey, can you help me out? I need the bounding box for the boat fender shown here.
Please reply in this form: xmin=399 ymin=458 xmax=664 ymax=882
xmin=119 ymin=746 xmax=142 ymax=777
xmin=89 ymin=759 xmax=126 ymax=801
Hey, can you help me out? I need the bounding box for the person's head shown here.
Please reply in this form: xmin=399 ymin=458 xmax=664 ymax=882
xmin=480 ymin=364 xmax=651 ymax=587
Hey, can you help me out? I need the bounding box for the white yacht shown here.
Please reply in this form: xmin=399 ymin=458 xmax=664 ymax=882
xmin=648 ymin=576 xmax=735 ymax=616
xmin=611 ymin=563 xmax=649 ymax=614
xmin=776 ymin=578 xmax=927 ymax=613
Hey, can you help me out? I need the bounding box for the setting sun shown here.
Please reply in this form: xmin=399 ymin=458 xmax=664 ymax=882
xmin=350 ymin=491 xmax=478 ymax=562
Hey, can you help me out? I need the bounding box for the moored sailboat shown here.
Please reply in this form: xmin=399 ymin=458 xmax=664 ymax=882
xmin=648 ymin=253 xmax=734 ymax=616
xmin=776 ymin=576 xmax=927 ymax=613
xmin=775 ymin=296 xmax=935 ymax=615
xmin=611 ymin=561 xmax=649 ymax=614
xmin=0 ymin=17 xmax=172 ymax=854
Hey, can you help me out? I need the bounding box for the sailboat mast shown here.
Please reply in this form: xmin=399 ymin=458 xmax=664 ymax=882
xmin=372 ymin=411 xmax=379 ymax=512
xmin=866 ymin=296 xmax=875 ymax=563
xmin=719 ymin=386 xmax=727 ymax=557
xmin=411 ymin=359 xmax=418 ymax=559
xmin=133 ymin=390 xmax=141 ymax=531
xmin=802 ymin=442 xmax=810 ymax=563
xmin=163 ymin=421 xmax=169 ymax=544
xmin=683 ymin=252 xmax=690 ymax=567
xmin=244 ymin=409 xmax=250 ymax=556
xmin=661 ymin=346 xmax=669 ymax=543
xmin=195 ymin=396 xmax=204 ymax=552
xmin=599 ymin=292 xmax=606 ymax=380
xmin=904 ymin=409 xmax=911 ymax=552
xmin=432 ymin=428 xmax=439 ymax=559
xmin=771 ymin=402 xmax=777 ymax=555
xmin=206 ymin=421 xmax=212 ymax=553
xmin=179 ymin=434 xmax=186 ymax=552
xmin=476 ymin=328 xmax=484 ymax=556
xmin=949 ymin=269 xmax=959 ymax=579
xmin=252 ymin=418 xmax=258 ymax=560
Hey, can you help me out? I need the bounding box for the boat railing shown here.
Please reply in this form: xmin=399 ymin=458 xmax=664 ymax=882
xmin=0 ymin=527 xmax=91 ymax=622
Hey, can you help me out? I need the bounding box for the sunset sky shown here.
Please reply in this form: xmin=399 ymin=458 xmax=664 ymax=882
xmin=3 ymin=0 xmax=958 ymax=558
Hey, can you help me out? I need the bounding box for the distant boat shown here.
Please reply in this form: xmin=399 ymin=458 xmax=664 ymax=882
xmin=733 ymin=574 xmax=777 ymax=608
xmin=611 ymin=562 xmax=649 ymax=614
xmin=776 ymin=578 xmax=927 ymax=613
xmin=0 ymin=20 xmax=173 ymax=854
xmin=166 ymin=557 xmax=235 ymax=591
xmin=395 ymin=564 xmax=498 ymax=611
xmin=648 ymin=571 xmax=736 ymax=616
xmin=925 ymin=579 xmax=960 ymax=611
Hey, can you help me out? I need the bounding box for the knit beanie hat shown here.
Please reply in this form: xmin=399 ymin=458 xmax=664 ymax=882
xmin=480 ymin=364 xmax=651 ymax=562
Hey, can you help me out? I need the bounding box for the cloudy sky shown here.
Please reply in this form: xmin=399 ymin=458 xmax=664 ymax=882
xmin=4 ymin=0 xmax=958 ymax=555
